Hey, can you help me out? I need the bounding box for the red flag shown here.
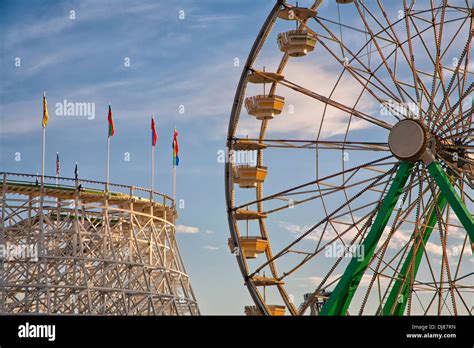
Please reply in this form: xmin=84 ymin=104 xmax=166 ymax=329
xmin=151 ymin=116 xmax=157 ymax=147
xmin=108 ymin=104 xmax=115 ymax=137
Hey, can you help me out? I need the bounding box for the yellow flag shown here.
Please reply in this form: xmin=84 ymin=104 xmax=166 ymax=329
xmin=42 ymin=94 xmax=49 ymax=128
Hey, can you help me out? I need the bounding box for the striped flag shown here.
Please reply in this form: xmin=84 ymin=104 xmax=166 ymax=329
xmin=172 ymin=128 xmax=179 ymax=166
xmin=56 ymin=153 xmax=60 ymax=176
xmin=42 ymin=94 xmax=49 ymax=128
xmin=107 ymin=104 xmax=115 ymax=137
xmin=74 ymin=162 xmax=78 ymax=180
xmin=151 ymin=116 xmax=157 ymax=147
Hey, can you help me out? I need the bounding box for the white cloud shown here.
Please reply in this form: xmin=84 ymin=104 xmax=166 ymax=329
xmin=203 ymin=245 xmax=219 ymax=251
xmin=236 ymin=61 xmax=378 ymax=139
xmin=5 ymin=15 xmax=74 ymax=47
xmin=279 ymin=221 xmax=311 ymax=235
xmin=296 ymin=273 xmax=341 ymax=289
xmin=196 ymin=14 xmax=243 ymax=23
xmin=280 ymin=214 xmax=472 ymax=261
xmin=279 ymin=217 xmax=364 ymax=245
xmin=296 ymin=273 xmax=390 ymax=291
xmin=176 ymin=225 xmax=199 ymax=234
xmin=5 ymin=1 xmax=163 ymax=46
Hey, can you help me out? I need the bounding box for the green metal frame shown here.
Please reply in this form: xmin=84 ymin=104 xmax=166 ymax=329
xmin=320 ymin=160 xmax=473 ymax=316
xmin=320 ymin=162 xmax=414 ymax=315
xmin=427 ymin=161 xmax=474 ymax=242
xmin=382 ymin=194 xmax=447 ymax=315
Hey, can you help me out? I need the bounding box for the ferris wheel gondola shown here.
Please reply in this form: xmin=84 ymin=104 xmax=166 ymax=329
xmin=226 ymin=0 xmax=473 ymax=316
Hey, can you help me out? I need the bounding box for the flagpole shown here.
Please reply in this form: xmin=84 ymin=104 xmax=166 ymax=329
xmin=152 ymin=146 xmax=155 ymax=192
xmin=106 ymin=101 xmax=111 ymax=192
xmin=55 ymin=152 xmax=59 ymax=186
xmin=172 ymin=126 xmax=177 ymax=206
xmin=151 ymin=113 xmax=155 ymax=194
xmin=75 ymin=162 xmax=79 ymax=186
xmin=42 ymin=128 xmax=46 ymax=183
xmin=55 ymin=153 xmax=59 ymax=208
xmin=41 ymin=91 xmax=46 ymax=184
xmin=172 ymin=165 xmax=176 ymax=205
xmin=106 ymin=136 xmax=110 ymax=191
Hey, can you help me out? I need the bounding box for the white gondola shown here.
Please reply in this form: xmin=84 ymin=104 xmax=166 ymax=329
xmin=233 ymin=165 xmax=267 ymax=188
xmin=245 ymin=95 xmax=285 ymax=120
xmin=277 ymin=30 xmax=317 ymax=57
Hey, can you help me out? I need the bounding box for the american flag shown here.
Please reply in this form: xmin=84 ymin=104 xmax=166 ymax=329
xmin=56 ymin=153 xmax=60 ymax=177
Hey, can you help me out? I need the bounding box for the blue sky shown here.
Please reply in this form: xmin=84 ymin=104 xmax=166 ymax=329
xmin=1 ymin=0 xmax=471 ymax=315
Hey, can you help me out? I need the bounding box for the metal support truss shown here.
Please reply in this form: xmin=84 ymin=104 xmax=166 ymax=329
xmin=382 ymin=194 xmax=447 ymax=315
xmin=427 ymin=162 xmax=474 ymax=242
xmin=321 ymin=160 xmax=472 ymax=315
xmin=320 ymin=162 xmax=414 ymax=315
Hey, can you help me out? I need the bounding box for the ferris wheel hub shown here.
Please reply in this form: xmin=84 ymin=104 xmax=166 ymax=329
xmin=388 ymin=119 xmax=429 ymax=162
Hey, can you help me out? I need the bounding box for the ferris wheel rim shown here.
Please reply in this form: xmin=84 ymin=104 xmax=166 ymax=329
xmin=226 ymin=0 xmax=473 ymax=316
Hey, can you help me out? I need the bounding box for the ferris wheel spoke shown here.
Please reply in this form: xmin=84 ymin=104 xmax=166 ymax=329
xmin=426 ymin=1 xmax=454 ymax=130
xmin=285 ymin=207 xmax=378 ymax=296
xmin=403 ymin=0 xmax=424 ymax=107
xmin=407 ymin=11 xmax=470 ymax=123
xmin=438 ymin=161 xmax=473 ymax=191
xmin=453 ymin=285 xmax=472 ymax=314
xmin=453 ymin=234 xmax=471 ymax=281
xmin=249 ymin=165 xmax=398 ymax=279
xmin=315 ymin=16 xmax=369 ymax=36
xmin=353 ymin=1 xmax=414 ymax=105
xmin=317 ymin=162 xmax=422 ymax=315
xmin=233 ymin=137 xmax=390 ymax=151
xmin=424 ymin=173 xmax=458 ymax=315
xmin=436 ymin=98 xmax=473 ymax=139
xmin=405 ymin=12 xmax=470 ymax=123
xmin=381 ymin=182 xmax=447 ymax=314
xmin=362 ymin=0 xmax=427 ymax=108
xmin=318 ymin=36 xmax=414 ymax=119
xmin=422 ymin=290 xmax=440 ymax=314
xmin=262 ymin=173 xmax=396 ymax=215
xmin=299 ymin=172 xmax=402 ymax=315
xmin=357 ymin=166 xmax=426 ymax=314
xmin=237 ymin=160 xmax=398 ymax=212
xmin=430 ymin=35 xmax=472 ymax=131
xmin=443 ymin=126 xmax=473 ymax=140
xmin=314 ymin=8 xmax=448 ymax=120
xmin=288 ymin=206 xmax=382 ymax=314
xmin=274 ymin=75 xmax=393 ymax=129
xmin=407 ymin=13 xmax=468 ymax=69
xmin=440 ymin=150 xmax=474 ymax=167
xmin=435 ymin=83 xmax=473 ymax=136
xmin=312 ymin=17 xmax=407 ymax=106
xmin=442 ymin=206 xmax=463 ymax=314
xmin=378 ymin=0 xmax=452 ymax=117
xmin=233 ymin=155 xmax=394 ymax=210
xmin=458 ymin=13 xmax=472 ymax=103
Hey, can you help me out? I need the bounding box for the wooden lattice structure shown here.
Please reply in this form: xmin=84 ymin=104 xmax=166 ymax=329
xmin=0 ymin=172 xmax=199 ymax=315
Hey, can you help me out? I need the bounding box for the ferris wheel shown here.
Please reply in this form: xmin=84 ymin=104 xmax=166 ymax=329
xmin=226 ymin=0 xmax=473 ymax=315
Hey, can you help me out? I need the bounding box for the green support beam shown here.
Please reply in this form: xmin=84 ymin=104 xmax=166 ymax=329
xmin=427 ymin=161 xmax=474 ymax=243
xmin=382 ymin=194 xmax=447 ymax=315
xmin=320 ymin=162 xmax=414 ymax=315
xmin=319 ymin=159 xmax=472 ymax=316
xmin=384 ymin=162 xmax=473 ymax=315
